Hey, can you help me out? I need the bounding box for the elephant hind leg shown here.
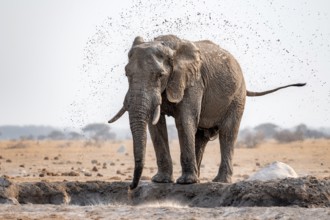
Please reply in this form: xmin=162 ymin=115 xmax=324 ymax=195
xmin=213 ymin=133 xmax=236 ymax=183
xmin=195 ymin=127 xmax=219 ymax=177
xmin=213 ymin=102 xmax=243 ymax=183
xmin=195 ymin=129 xmax=209 ymax=177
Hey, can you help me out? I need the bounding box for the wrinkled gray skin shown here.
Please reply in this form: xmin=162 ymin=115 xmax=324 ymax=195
xmin=109 ymin=35 xmax=305 ymax=189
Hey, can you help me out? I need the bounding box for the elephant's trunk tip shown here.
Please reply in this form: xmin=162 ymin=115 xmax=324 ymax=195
xmin=129 ymin=181 xmax=138 ymax=190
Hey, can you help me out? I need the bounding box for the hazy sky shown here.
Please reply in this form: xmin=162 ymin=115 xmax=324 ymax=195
xmin=0 ymin=0 xmax=329 ymax=129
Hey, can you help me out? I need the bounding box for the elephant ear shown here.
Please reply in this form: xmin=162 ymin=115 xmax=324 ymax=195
xmin=133 ymin=36 xmax=144 ymax=46
xmin=166 ymin=41 xmax=202 ymax=103
xmin=128 ymin=36 xmax=144 ymax=58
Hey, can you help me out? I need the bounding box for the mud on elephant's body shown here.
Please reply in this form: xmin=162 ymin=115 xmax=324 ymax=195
xmin=109 ymin=35 xmax=305 ymax=189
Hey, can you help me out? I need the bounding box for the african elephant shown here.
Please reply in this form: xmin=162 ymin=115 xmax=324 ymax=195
xmin=109 ymin=35 xmax=305 ymax=189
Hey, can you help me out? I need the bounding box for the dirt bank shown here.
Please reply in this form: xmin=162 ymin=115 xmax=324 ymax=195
xmin=1 ymin=176 xmax=329 ymax=207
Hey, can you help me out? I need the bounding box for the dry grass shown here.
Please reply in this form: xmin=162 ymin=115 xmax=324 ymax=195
xmin=0 ymin=139 xmax=329 ymax=183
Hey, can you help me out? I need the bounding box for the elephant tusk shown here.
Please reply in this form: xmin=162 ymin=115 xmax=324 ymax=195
xmin=152 ymin=105 xmax=161 ymax=125
xmin=108 ymin=106 xmax=127 ymax=123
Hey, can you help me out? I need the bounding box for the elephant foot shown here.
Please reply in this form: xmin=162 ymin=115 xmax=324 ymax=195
xmin=212 ymin=174 xmax=232 ymax=183
xmin=151 ymin=173 xmax=174 ymax=183
xmin=176 ymin=173 xmax=199 ymax=184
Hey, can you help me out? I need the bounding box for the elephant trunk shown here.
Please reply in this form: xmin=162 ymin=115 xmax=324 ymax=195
xmin=128 ymin=90 xmax=157 ymax=189
xmin=129 ymin=115 xmax=147 ymax=189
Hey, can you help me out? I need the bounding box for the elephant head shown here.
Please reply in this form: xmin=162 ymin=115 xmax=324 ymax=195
xmin=108 ymin=35 xmax=202 ymax=189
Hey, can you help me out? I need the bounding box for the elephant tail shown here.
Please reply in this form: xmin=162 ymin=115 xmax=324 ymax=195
xmin=246 ymin=83 xmax=306 ymax=97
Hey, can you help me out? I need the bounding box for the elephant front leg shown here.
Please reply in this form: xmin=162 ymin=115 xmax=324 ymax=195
xmin=175 ymin=118 xmax=199 ymax=184
xmin=148 ymin=115 xmax=174 ymax=183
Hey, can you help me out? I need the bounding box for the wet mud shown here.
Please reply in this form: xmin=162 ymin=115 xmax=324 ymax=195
xmin=1 ymin=176 xmax=329 ymax=208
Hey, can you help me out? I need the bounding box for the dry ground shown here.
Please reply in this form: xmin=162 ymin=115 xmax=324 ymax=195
xmin=1 ymin=139 xmax=330 ymax=220
xmin=0 ymin=138 xmax=329 ymax=183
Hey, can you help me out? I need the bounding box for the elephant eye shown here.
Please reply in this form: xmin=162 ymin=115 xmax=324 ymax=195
xmin=154 ymin=48 xmax=164 ymax=59
xmin=151 ymin=69 xmax=163 ymax=78
xmin=157 ymin=70 xmax=167 ymax=78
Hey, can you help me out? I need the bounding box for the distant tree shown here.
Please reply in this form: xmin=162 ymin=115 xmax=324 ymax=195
xmin=237 ymin=127 xmax=252 ymax=141
xmin=254 ymin=123 xmax=279 ymax=139
xmin=68 ymin=131 xmax=83 ymax=140
xmin=37 ymin=135 xmax=46 ymax=140
xmin=82 ymin=123 xmax=115 ymax=141
xmin=295 ymin=124 xmax=328 ymax=139
xmin=236 ymin=128 xmax=265 ymax=148
xmin=47 ymin=130 xmax=65 ymax=140
xmin=274 ymin=129 xmax=301 ymax=143
xmin=295 ymin=124 xmax=308 ymax=133
xmin=294 ymin=124 xmax=307 ymax=141
xmin=20 ymin=135 xmax=35 ymax=140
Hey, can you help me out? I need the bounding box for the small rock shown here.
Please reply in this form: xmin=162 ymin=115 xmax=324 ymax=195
xmin=84 ymin=173 xmax=92 ymax=177
xmin=116 ymin=170 xmax=125 ymax=175
xmin=92 ymin=166 xmax=98 ymax=172
xmin=140 ymin=176 xmax=151 ymax=180
xmin=47 ymin=172 xmax=59 ymax=176
xmin=61 ymin=171 xmax=80 ymax=176
xmin=6 ymin=159 xmax=12 ymax=163
xmin=44 ymin=157 xmax=49 ymax=160
xmin=117 ymin=145 xmax=126 ymax=154
xmin=248 ymin=161 xmax=298 ymax=181
xmin=109 ymin=176 xmax=121 ymax=181
xmin=97 ymin=173 xmax=103 ymax=177
xmin=0 ymin=176 xmax=11 ymax=187
xmin=242 ymin=174 xmax=249 ymax=179
xmin=91 ymin=160 xmax=98 ymax=164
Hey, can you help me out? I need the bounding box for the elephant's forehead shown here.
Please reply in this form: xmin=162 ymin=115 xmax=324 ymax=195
xmin=133 ymin=42 xmax=161 ymax=55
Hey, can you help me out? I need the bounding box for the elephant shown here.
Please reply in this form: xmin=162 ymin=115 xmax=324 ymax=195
xmin=108 ymin=35 xmax=305 ymax=189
